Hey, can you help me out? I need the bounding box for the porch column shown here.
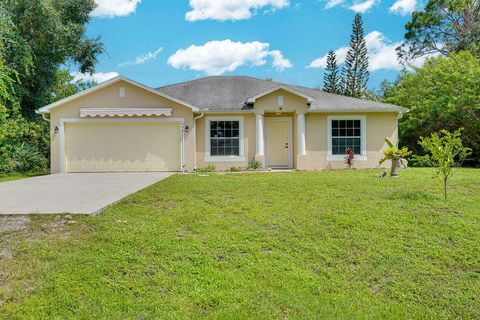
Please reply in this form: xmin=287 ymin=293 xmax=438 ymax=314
xmin=255 ymin=114 xmax=265 ymax=156
xmin=297 ymin=113 xmax=306 ymax=155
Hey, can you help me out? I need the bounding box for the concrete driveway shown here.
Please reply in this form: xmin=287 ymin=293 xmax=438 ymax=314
xmin=0 ymin=173 xmax=173 ymax=215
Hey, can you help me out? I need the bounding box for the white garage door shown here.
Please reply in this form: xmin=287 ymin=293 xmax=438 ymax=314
xmin=65 ymin=121 xmax=181 ymax=172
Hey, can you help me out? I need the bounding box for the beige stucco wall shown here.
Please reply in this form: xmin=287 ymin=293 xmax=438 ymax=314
xmin=302 ymin=112 xmax=398 ymax=170
xmin=47 ymin=82 xmax=398 ymax=173
xmin=195 ymin=113 xmax=256 ymax=171
xmin=49 ymin=80 xmax=195 ymax=173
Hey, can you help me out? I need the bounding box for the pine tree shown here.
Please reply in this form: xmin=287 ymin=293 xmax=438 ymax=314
xmin=342 ymin=14 xmax=369 ymax=98
xmin=323 ymin=50 xmax=342 ymax=94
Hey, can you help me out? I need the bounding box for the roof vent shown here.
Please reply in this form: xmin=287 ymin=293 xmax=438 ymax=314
xmin=119 ymin=87 xmax=126 ymax=98
xmin=277 ymin=96 xmax=284 ymax=106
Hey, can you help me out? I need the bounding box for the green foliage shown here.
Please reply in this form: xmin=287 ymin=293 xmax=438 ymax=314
xmin=228 ymin=166 xmax=243 ymax=172
xmin=1 ymin=0 xmax=103 ymax=117
xmin=323 ymin=51 xmax=342 ymax=94
xmin=0 ymin=1 xmax=100 ymax=174
xmin=342 ymin=14 xmax=369 ymax=98
xmin=197 ymin=164 xmax=216 ymax=173
xmin=408 ymin=154 xmax=433 ymax=167
xmin=49 ymin=70 xmax=97 ymax=104
xmin=0 ymin=142 xmax=48 ymax=173
xmin=379 ymin=138 xmax=412 ymax=165
xmin=419 ymin=129 xmax=472 ymax=199
xmin=398 ymin=0 xmax=480 ymax=62
xmin=248 ymin=160 xmax=263 ymax=170
xmin=382 ymin=51 xmax=480 ymax=166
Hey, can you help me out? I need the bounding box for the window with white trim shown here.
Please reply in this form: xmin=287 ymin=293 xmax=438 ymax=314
xmin=209 ymin=120 xmax=240 ymax=156
xmin=327 ymin=116 xmax=367 ymax=160
xmin=331 ymin=119 xmax=361 ymax=155
xmin=205 ymin=116 xmax=245 ymax=162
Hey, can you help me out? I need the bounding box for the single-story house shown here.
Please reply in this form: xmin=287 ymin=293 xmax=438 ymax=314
xmin=36 ymin=75 xmax=407 ymax=173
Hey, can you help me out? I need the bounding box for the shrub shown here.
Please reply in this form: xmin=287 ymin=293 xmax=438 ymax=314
xmin=248 ymin=160 xmax=263 ymax=171
xmin=408 ymin=154 xmax=433 ymax=167
xmin=344 ymin=147 xmax=354 ymax=168
xmin=0 ymin=142 xmax=48 ymax=174
xmin=197 ymin=164 xmax=216 ymax=173
xmin=228 ymin=167 xmax=243 ymax=172
xmin=0 ymin=109 xmax=49 ymax=174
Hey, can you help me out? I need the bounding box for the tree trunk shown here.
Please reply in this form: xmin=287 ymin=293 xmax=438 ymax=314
xmin=391 ymin=159 xmax=400 ymax=177
xmin=444 ymin=176 xmax=448 ymax=200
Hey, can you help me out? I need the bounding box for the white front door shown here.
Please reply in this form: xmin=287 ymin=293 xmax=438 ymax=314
xmin=265 ymin=117 xmax=292 ymax=168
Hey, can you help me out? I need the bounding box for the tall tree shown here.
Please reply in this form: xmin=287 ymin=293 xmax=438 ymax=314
xmin=323 ymin=51 xmax=342 ymax=94
xmin=2 ymin=0 xmax=104 ymax=118
xmin=342 ymin=14 xmax=369 ymax=98
xmin=398 ymin=0 xmax=480 ymax=63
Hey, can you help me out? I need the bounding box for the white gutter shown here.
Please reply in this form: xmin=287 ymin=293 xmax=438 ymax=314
xmin=193 ymin=110 xmax=205 ymax=171
xmin=41 ymin=114 xmax=51 ymax=122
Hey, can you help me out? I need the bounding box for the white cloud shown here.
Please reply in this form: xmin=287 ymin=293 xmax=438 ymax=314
xmin=307 ymin=47 xmax=349 ymax=68
xmin=71 ymin=72 xmax=119 ymax=83
xmin=349 ymin=0 xmax=376 ymax=13
xmin=186 ymin=0 xmax=290 ymax=21
xmin=92 ymin=0 xmax=141 ymax=18
xmin=307 ymin=31 xmax=424 ymax=72
xmin=308 ymin=31 xmax=437 ymax=72
xmin=269 ymin=50 xmax=294 ymax=70
xmin=325 ymin=0 xmax=344 ymax=9
xmin=168 ymin=39 xmax=293 ymax=75
xmin=118 ymin=48 xmax=163 ymax=67
xmin=390 ymin=0 xmax=416 ymax=15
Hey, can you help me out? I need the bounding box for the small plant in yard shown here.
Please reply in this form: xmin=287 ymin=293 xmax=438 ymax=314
xmin=379 ymin=138 xmax=412 ymax=177
xmin=196 ymin=164 xmax=216 ymax=173
xmin=228 ymin=166 xmax=243 ymax=172
xmin=248 ymin=160 xmax=263 ymax=171
xmin=344 ymin=147 xmax=354 ymax=168
xmin=419 ymin=129 xmax=471 ymax=199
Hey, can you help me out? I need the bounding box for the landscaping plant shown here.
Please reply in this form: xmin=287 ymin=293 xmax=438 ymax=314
xmin=419 ymin=129 xmax=472 ymax=199
xmin=379 ymin=138 xmax=412 ymax=177
xmin=344 ymin=147 xmax=354 ymax=168
xmin=248 ymin=160 xmax=263 ymax=171
xmin=196 ymin=164 xmax=216 ymax=173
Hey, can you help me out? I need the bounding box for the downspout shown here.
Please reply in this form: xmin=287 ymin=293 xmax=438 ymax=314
xmin=41 ymin=113 xmax=51 ymax=122
xmin=193 ymin=109 xmax=205 ymax=171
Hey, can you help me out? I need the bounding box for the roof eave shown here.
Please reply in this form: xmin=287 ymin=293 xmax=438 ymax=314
xmin=307 ymin=108 xmax=408 ymax=113
xmin=36 ymin=75 xmax=199 ymax=114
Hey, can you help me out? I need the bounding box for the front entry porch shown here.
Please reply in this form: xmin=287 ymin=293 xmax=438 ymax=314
xmin=255 ymin=112 xmax=306 ymax=170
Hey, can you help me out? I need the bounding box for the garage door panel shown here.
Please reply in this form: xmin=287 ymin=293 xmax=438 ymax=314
xmin=65 ymin=122 xmax=180 ymax=172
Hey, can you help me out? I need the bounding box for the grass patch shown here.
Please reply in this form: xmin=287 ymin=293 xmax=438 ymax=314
xmin=1 ymin=169 xmax=479 ymax=319
xmin=0 ymin=173 xmax=43 ymax=183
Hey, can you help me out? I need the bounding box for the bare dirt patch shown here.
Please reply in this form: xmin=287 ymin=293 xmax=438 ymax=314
xmin=0 ymin=216 xmax=30 ymax=233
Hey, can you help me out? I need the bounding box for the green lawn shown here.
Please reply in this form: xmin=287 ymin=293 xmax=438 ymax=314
xmin=1 ymin=169 xmax=479 ymax=319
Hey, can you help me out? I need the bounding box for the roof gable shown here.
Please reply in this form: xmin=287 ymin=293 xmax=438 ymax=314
xmin=246 ymin=85 xmax=315 ymax=104
xmin=36 ymin=76 xmax=198 ymax=114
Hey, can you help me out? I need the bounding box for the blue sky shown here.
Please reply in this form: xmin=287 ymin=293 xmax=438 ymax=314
xmin=78 ymin=0 xmax=421 ymax=91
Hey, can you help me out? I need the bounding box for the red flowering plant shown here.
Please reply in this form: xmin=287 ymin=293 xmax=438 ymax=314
xmin=345 ymin=147 xmax=354 ymax=168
